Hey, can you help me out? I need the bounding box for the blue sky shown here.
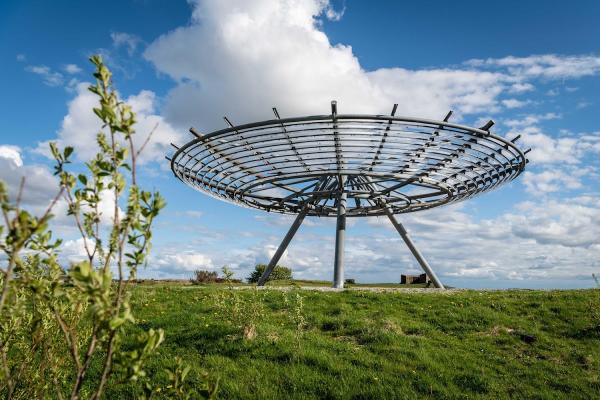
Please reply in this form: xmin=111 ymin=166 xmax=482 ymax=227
xmin=1 ymin=0 xmax=599 ymax=288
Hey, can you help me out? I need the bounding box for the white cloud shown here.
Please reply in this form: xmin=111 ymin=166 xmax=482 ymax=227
xmin=144 ymin=1 xmax=600 ymax=134
xmin=522 ymin=169 xmax=584 ymax=194
xmin=0 ymin=145 xmax=23 ymax=167
xmin=16 ymin=54 xmax=26 ymax=62
xmin=363 ymin=197 xmax=600 ymax=282
xmin=63 ymin=64 xmax=82 ymax=74
xmin=467 ymin=54 xmax=600 ymax=79
xmin=502 ymin=114 xmax=600 ymax=165
xmin=508 ymin=82 xmax=534 ymax=93
xmin=60 ymin=238 xmax=89 ymax=264
xmin=0 ymin=145 xmax=59 ymax=207
xmin=515 ymin=127 xmax=600 ymax=165
xmin=508 ymin=197 xmax=600 ymax=248
xmin=25 ymin=65 xmax=64 ymax=87
xmin=504 ymin=112 xmax=560 ymax=128
xmin=577 ymin=101 xmax=591 ymax=109
xmin=501 ymin=98 xmax=530 ymax=108
xmin=323 ymin=3 xmax=345 ymax=21
xmin=180 ymin=210 xmax=203 ymax=218
xmin=0 ymin=145 xmax=127 ymax=236
xmin=151 ymin=251 xmax=214 ymax=276
xmin=111 ymin=32 xmax=142 ymax=55
xmin=36 ymin=82 xmax=184 ymax=164
xmin=142 ymin=195 xmax=600 ymax=284
xmin=142 ymin=0 xmax=524 ymax=131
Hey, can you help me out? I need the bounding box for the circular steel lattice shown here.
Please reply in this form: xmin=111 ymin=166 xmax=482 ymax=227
xmin=170 ymin=104 xmax=527 ymax=217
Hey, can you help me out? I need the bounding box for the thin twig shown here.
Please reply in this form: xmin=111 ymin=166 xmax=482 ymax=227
xmin=136 ymin=122 xmax=159 ymax=158
xmin=70 ymin=330 xmax=98 ymax=400
xmin=63 ymin=191 xmax=93 ymax=264
xmin=128 ymin=136 xmax=137 ymax=187
xmin=0 ymin=255 xmax=17 ymax=315
xmin=91 ymin=329 xmax=117 ymax=400
xmin=0 ymin=347 xmax=15 ymax=399
xmin=15 ymin=177 xmax=25 ymax=215
xmin=40 ymin=186 xmax=65 ymax=223
xmin=52 ymin=309 xmax=82 ymax=371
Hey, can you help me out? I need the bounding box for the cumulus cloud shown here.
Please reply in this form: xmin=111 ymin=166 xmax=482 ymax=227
xmin=359 ymin=198 xmax=600 ymax=282
xmin=152 ymin=252 xmax=214 ymax=275
xmin=143 ymin=195 xmax=600 ymax=284
xmin=522 ymin=169 xmax=584 ymax=194
xmin=466 ymin=54 xmax=600 ymax=79
xmin=508 ymin=82 xmax=534 ymax=93
xmin=63 ymin=64 xmax=82 ymax=74
xmin=36 ymin=82 xmax=184 ymax=164
xmin=501 ymin=98 xmax=530 ymax=109
xmin=501 ymin=114 xmax=600 ymax=168
xmin=507 ymin=197 xmax=600 ymax=248
xmin=143 ymin=0 xmax=600 ymax=135
xmin=25 ymin=65 xmax=64 ymax=87
xmin=0 ymin=144 xmax=128 ymax=256
xmin=110 ymin=32 xmax=142 ymax=55
xmin=60 ymin=238 xmax=89 ymax=264
xmin=0 ymin=145 xmax=59 ymax=207
xmin=143 ymin=0 xmax=525 ymax=131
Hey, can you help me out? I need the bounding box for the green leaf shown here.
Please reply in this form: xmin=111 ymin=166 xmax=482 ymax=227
xmin=49 ymin=142 xmax=60 ymax=160
xmin=109 ymin=317 xmax=125 ymax=330
xmin=63 ymin=146 xmax=74 ymax=160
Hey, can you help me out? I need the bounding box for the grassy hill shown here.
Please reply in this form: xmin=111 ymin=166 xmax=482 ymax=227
xmin=107 ymin=284 xmax=600 ymax=399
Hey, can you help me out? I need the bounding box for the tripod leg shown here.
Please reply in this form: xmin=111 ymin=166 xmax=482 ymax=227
xmin=382 ymin=205 xmax=445 ymax=289
xmin=257 ymin=207 xmax=308 ymax=286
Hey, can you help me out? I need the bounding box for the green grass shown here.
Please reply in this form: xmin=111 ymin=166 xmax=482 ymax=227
xmin=107 ymin=284 xmax=600 ymax=399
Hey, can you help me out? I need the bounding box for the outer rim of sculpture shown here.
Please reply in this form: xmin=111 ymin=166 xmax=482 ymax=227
xmin=169 ymin=111 xmax=527 ymax=217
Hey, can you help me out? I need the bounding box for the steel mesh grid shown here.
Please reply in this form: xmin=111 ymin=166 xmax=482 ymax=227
xmin=169 ymin=110 xmax=527 ymax=217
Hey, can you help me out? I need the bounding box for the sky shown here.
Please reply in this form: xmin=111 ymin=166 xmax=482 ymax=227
xmin=0 ymin=0 xmax=599 ymax=288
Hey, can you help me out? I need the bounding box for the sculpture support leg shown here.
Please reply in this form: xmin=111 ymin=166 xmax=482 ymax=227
xmin=382 ymin=205 xmax=445 ymax=289
xmin=257 ymin=206 xmax=308 ymax=286
xmin=333 ymin=176 xmax=347 ymax=288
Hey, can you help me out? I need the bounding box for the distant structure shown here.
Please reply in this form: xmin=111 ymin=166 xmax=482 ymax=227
xmin=168 ymin=101 xmax=528 ymax=289
xmin=401 ymin=273 xmax=430 ymax=285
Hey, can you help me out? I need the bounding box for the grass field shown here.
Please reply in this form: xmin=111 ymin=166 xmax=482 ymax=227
xmin=106 ymin=284 xmax=600 ymax=399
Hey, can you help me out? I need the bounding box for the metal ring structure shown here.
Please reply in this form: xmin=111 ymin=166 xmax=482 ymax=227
xmin=169 ymin=104 xmax=528 ymax=217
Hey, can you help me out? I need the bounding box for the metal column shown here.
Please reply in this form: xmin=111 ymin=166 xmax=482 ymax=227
xmin=257 ymin=206 xmax=309 ymax=286
xmin=333 ymin=175 xmax=347 ymax=288
xmin=382 ymin=205 xmax=445 ymax=289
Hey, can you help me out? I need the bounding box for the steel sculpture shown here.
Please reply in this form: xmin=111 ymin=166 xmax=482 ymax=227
xmin=168 ymin=101 xmax=528 ymax=289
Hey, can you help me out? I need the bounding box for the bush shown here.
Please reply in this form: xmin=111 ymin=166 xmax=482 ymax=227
xmin=247 ymin=264 xmax=292 ymax=283
xmin=191 ymin=270 xmax=219 ymax=284
xmin=0 ymin=55 xmax=217 ymax=399
xmin=0 ymin=55 xmax=169 ymax=399
xmin=345 ymin=278 xmax=356 ymax=285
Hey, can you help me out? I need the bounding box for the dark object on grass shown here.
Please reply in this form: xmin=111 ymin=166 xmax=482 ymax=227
xmin=515 ymin=331 xmax=537 ymax=344
xmin=401 ymin=273 xmax=431 ymax=284
xmin=344 ymin=278 xmax=355 ymax=285
xmin=247 ymin=264 xmax=292 ymax=283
